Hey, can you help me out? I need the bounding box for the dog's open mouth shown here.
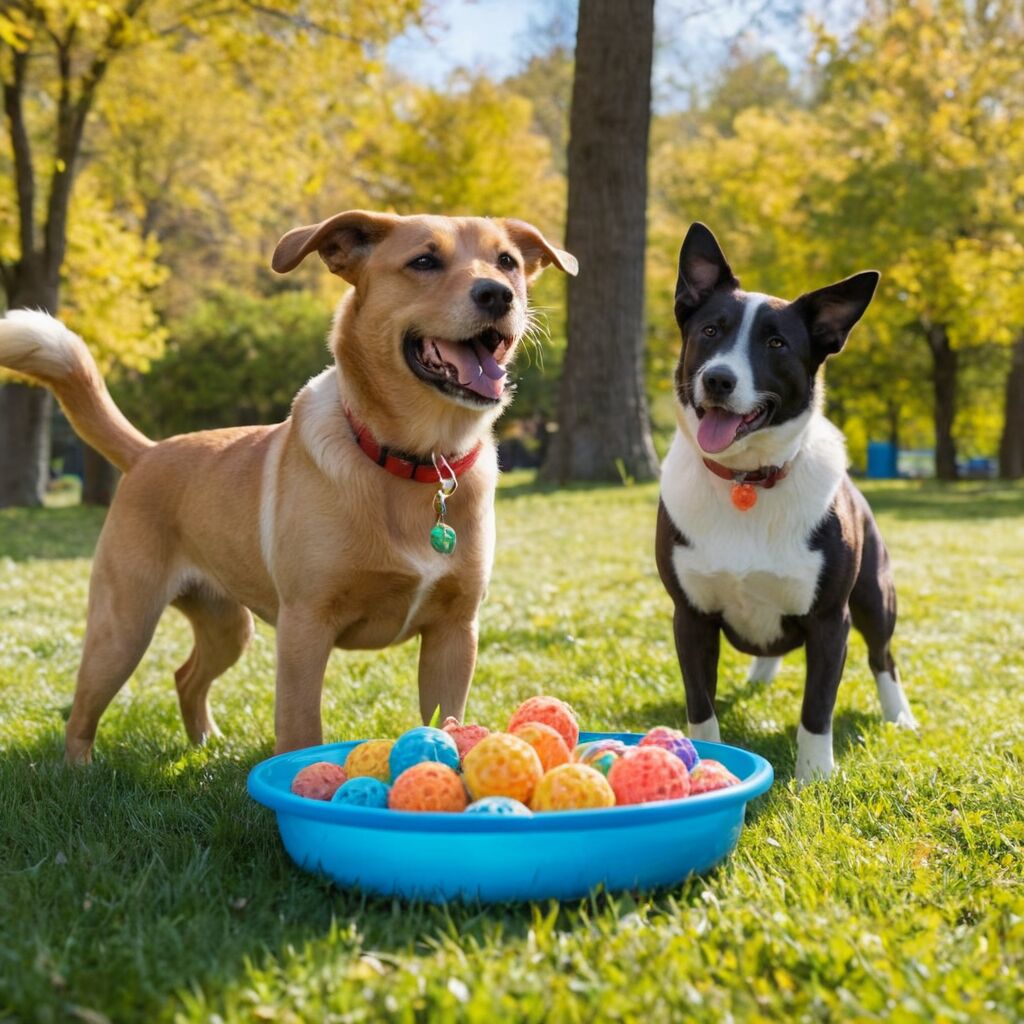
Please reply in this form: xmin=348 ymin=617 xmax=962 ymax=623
xmin=403 ymin=329 xmax=512 ymax=404
xmin=695 ymin=401 xmax=775 ymax=454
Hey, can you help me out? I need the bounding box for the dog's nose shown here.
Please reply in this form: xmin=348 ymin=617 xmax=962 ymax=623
xmin=471 ymin=279 xmax=514 ymax=318
xmin=703 ymin=365 xmax=737 ymax=399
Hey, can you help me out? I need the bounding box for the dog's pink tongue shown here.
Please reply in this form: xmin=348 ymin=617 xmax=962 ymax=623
xmin=697 ymin=409 xmax=744 ymax=453
xmin=432 ymin=338 xmax=506 ymax=400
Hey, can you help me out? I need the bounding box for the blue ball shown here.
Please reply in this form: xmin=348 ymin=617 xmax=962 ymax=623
xmin=388 ymin=726 xmax=460 ymax=779
xmin=331 ymin=777 xmax=390 ymax=809
xmin=465 ymin=797 xmax=533 ymax=817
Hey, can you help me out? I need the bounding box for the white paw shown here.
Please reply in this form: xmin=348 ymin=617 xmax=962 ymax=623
xmin=795 ymin=724 xmax=834 ymax=786
xmin=875 ymin=671 xmax=919 ymax=731
xmin=689 ymin=714 xmax=721 ymax=743
xmin=747 ymin=656 xmax=782 ymax=685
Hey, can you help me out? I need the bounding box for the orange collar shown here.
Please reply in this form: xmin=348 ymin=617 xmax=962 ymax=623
xmin=702 ymin=457 xmax=790 ymax=489
xmin=345 ymin=409 xmax=482 ymax=483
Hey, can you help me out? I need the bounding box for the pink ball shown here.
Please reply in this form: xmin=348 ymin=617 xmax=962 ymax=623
xmin=639 ymin=726 xmax=699 ymax=771
xmin=688 ymin=759 xmax=740 ymax=795
xmin=441 ymin=717 xmax=491 ymax=759
xmin=290 ymin=761 xmax=347 ymax=801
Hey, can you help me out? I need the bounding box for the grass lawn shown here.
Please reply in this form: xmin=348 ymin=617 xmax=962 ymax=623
xmin=1 ymin=477 xmax=1022 ymax=1022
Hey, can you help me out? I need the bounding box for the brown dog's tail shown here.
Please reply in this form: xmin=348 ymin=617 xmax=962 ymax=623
xmin=0 ymin=310 xmax=153 ymax=472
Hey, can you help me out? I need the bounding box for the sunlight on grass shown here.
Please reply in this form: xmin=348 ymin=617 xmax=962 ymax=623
xmin=1 ymin=479 xmax=1022 ymax=1021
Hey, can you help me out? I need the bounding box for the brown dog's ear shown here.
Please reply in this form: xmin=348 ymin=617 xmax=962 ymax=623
xmin=272 ymin=210 xmax=400 ymax=283
xmin=502 ymin=219 xmax=579 ymax=281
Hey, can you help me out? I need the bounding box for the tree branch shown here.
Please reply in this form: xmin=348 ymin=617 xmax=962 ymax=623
xmin=43 ymin=0 xmax=147 ymax=276
xmin=2 ymin=47 xmax=36 ymax=261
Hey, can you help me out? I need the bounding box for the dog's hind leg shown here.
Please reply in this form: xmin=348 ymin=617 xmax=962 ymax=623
xmin=850 ymin=519 xmax=918 ymax=730
xmin=747 ymin=656 xmax=782 ymax=684
xmin=65 ymin=534 xmax=169 ymax=764
xmin=172 ymin=590 xmax=254 ymax=744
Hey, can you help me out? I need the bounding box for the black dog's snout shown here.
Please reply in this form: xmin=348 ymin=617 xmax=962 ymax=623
xmin=471 ymin=279 xmax=514 ymax=318
xmin=702 ymin=365 xmax=737 ymax=399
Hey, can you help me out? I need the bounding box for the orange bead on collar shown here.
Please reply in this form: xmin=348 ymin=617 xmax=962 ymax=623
xmin=730 ymin=482 xmax=759 ymax=511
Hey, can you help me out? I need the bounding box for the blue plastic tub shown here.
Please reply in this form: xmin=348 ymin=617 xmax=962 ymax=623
xmin=247 ymin=731 xmax=773 ymax=903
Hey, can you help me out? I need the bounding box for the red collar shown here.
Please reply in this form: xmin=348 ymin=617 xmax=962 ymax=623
xmin=345 ymin=409 xmax=482 ymax=483
xmin=702 ymin=457 xmax=790 ymax=489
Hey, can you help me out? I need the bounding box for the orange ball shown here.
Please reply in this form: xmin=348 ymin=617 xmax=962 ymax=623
xmin=531 ymin=763 xmax=615 ymax=811
xmin=462 ymin=733 xmax=544 ymax=804
xmin=608 ymin=746 xmax=691 ymax=805
xmin=388 ymin=762 xmax=467 ymax=812
xmin=731 ymin=483 xmax=758 ymax=511
xmin=511 ymin=721 xmax=571 ymax=773
xmin=344 ymin=739 xmax=395 ymax=783
xmin=507 ymin=696 xmax=579 ymax=750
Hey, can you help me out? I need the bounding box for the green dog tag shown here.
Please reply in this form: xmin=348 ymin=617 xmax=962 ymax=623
xmin=430 ymin=522 xmax=457 ymax=555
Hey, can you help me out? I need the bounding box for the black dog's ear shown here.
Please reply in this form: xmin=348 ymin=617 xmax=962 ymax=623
xmin=792 ymin=271 xmax=880 ymax=357
xmin=674 ymin=223 xmax=739 ymax=324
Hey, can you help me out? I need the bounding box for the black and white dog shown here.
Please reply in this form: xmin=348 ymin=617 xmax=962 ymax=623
xmin=656 ymin=223 xmax=917 ymax=784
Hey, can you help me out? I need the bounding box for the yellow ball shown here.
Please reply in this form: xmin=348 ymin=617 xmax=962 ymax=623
xmin=344 ymin=739 xmax=395 ymax=783
xmin=462 ymin=733 xmax=543 ymax=804
xmin=530 ymin=763 xmax=616 ymax=812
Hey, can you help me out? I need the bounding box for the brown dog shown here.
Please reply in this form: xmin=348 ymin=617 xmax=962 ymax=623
xmin=0 ymin=211 xmax=576 ymax=761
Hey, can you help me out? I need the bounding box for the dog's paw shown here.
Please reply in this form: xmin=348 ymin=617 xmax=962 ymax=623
xmin=747 ymin=656 xmax=782 ymax=685
xmin=795 ymin=724 xmax=834 ymax=786
xmin=875 ymin=671 xmax=919 ymax=732
xmin=688 ymin=715 xmax=721 ymax=743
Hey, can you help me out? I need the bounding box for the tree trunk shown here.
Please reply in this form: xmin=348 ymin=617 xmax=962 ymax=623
xmin=81 ymin=443 xmax=119 ymax=505
xmin=540 ymin=0 xmax=659 ymax=484
xmin=0 ymin=260 xmax=58 ymax=507
xmin=926 ymin=324 xmax=959 ymax=481
xmin=998 ymin=332 xmax=1024 ymax=480
xmin=886 ymin=399 xmax=900 ymax=452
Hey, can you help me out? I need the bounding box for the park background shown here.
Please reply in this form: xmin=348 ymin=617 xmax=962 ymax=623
xmin=1 ymin=2 xmax=1022 ymax=1022
xmin=1 ymin=0 xmax=1023 ymax=504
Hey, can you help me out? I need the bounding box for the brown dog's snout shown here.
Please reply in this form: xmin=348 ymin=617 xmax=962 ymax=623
xmin=470 ymin=279 xmax=514 ymax=320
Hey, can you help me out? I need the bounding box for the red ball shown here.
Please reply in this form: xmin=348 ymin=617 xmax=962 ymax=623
xmin=688 ymin=759 xmax=740 ymax=795
xmin=388 ymin=762 xmax=468 ymax=813
xmin=290 ymin=761 xmax=347 ymax=801
xmin=608 ymin=746 xmax=690 ymax=805
xmin=508 ymin=696 xmax=579 ymax=750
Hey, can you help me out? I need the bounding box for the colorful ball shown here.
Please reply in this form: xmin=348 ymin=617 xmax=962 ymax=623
xmin=344 ymin=739 xmax=394 ymax=783
xmin=508 ymin=695 xmax=580 ymax=750
xmin=572 ymin=739 xmax=627 ymax=777
xmin=688 ymin=759 xmax=740 ymax=795
xmin=331 ymin=776 xmax=390 ymax=808
xmin=531 ymin=763 xmax=616 ymax=811
xmin=388 ymin=762 xmax=468 ymax=813
xmin=462 ymin=732 xmax=544 ymax=804
xmin=608 ymin=746 xmax=691 ymax=805
xmin=441 ymin=716 xmax=491 ymax=759
xmin=639 ymin=726 xmax=699 ymax=771
xmin=389 ymin=726 xmax=460 ymax=779
xmin=290 ymin=761 xmax=347 ymax=801
xmin=465 ymin=797 xmax=533 ymax=817
xmin=511 ymin=721 xmax=571 ymax=773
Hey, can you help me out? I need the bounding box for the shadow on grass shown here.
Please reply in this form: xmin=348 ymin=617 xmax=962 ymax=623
xmin=0 ymin=505 xmax=106 ymax=561
xmin=856 ymin=480 xmax=1024 ymax=521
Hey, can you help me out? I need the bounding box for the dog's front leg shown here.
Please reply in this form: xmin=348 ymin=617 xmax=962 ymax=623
xmin=274 ymin=605 xmax=336 ymax=754
xmin=673 ymin=602 xmax=722 ymax=742
xmin=796 ymin=611 xmax=851 ymax=785
xmin=417 ymin=618 xmax=478 ymax=724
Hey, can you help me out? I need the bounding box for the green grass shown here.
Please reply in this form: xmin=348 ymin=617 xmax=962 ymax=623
xmin=1 ymin=478 xmax=1022 ymax=1023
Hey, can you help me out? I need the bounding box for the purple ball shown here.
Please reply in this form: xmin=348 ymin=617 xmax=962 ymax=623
xmin=639 ymin=727 xmax=700 ymax=771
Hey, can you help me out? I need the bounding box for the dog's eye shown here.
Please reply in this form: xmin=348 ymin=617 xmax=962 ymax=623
xmin=767 ymin=336 xmax=787 ymax=349
xmin=498 ymin=252 xmax=518 ymax=271
xmin=408 ymin=254 xmax=441 ymax=271
xmin=701 ymin=325 xmax=718 ymax=338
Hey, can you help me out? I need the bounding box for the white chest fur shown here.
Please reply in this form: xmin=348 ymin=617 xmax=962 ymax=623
xmin=660 ymin=416 xmax=847 ymax=647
